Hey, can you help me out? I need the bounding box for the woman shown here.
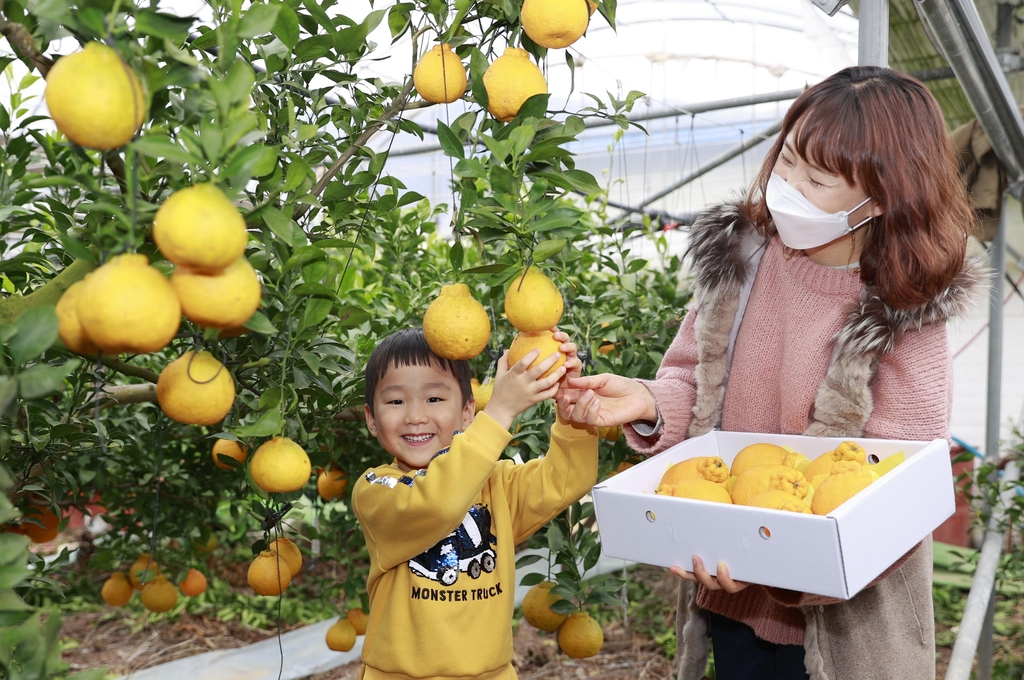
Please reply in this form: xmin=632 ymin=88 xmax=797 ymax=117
xmin=557 ymin=66 xmax=987 ymax=680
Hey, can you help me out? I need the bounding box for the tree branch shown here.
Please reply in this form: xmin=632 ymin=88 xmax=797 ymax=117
xmin=97 ymin=357 xmax=160 ymax=384
xmin=0 ymin=259 xmax=96 ymax=325
xmin=0 ymin=19 xmax=54 ymax=77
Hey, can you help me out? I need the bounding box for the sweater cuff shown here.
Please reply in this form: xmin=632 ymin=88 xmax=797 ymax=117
xmin=554 ymin=415 xmax=597 ymax=439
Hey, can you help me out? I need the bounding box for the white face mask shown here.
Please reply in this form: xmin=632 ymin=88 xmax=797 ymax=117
xmin=765 ymin=173 xmax=873 ymax=250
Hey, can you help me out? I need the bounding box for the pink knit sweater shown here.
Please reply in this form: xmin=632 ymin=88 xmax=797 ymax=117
xmin=625 ymin=237 xmax=953 ymax=646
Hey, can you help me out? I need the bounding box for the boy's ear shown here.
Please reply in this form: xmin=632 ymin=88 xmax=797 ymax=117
xmin=462 ymin=398 xmax=476 ymax=429
xmin=364 ymin=404 xmax=378 ymax=437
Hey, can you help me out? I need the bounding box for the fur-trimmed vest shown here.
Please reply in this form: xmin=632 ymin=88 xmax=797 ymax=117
xmin=673 ymin=202 xmax=988 ymax=680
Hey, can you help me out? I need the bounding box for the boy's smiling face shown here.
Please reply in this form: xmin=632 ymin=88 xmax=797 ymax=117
xmin=364 ymin=361 xmax=476 ymax=472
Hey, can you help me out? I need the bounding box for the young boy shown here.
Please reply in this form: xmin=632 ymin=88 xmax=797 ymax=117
xmin=353 ymin=328 xmax=598 ymax=679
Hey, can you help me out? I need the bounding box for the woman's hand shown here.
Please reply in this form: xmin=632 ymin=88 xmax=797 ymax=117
xmin=670 ymin=556 xmax=750 ymax=594
xmin=555 ymin=373 xmax=658 ymax=427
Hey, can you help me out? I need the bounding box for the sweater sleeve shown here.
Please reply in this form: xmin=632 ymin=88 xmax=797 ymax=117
xmin=352 ymin=413 xmax=512 ymax=573
xmin=623 ymin=307 xmax=700 ymax=456
xmin=498 ymin=418 xmax=599 ymax=545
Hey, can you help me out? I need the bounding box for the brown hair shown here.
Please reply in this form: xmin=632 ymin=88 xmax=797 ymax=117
xmin=745 ymin=66 xmax=975 ymax=309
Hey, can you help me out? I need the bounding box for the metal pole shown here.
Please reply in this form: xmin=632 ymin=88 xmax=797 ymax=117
xmin=858 ymin=0 xmax=889 ymax=67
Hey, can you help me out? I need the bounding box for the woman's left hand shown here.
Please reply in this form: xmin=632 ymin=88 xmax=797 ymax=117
xmin=670 ymin=556 xmax=750 ymax=594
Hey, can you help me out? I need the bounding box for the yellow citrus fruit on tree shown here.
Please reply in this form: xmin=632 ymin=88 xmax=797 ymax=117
xmin=522 ymin=581 xmax=569 ymax=631
xmin=730 ymin=443 xmax=809 ymax=477
xmin=20 ymin=506 xmax=60 ymax=544
xmin=56 ymin=280 xmax=102 ymax=355
xmin=731 ymin=465 xmax=810 ymax=506
xmin=212 ymin=439 xmax=247 ymax=470
xmin=250 ymin=437 xmax=312 ymax=493
xmin=129 ymin=555 xmax=161 ymax=591
xmin=269 ymin=537 xmax=303 ymax=577
xmin=657 ymin=478 xmax=733 ymax=503
xmin=803 ymin=441 xmax=868 ymax=481
xmin=747 ymin=490 xmax=812 ymax=514
xmin=413 ymin=43 xmax=467 ymax=104
xmin=598 ymin=424 xmax=622 ymax=442
xmin=141 ymin=575 xmax=178 ymax=613
xmin=483 ymin=48 xmax=548 ymax=122
xmin=659 ymin=456 xmax=729 ymax=487
xmin=152 ymin=183 xmax=248 ymax=274
xmin=179 ymin=568 xmax=208 ymax=597
xmin=77 ymin=254 xmax=181 ymax=354
xmin=45 ymin=42 xmax=145 ymax=150
xmin=422 ymin=283 xmax=491 ymax=360
xmin=521 ymin=0 xmax=590 ymax=49
xmin=473 ymin=381 xmax=493 ymax=413
xmin=157 ymin=351 xmax=236 ymax=426
xmin=248 ymin=550 xmax=291 ymax=596
xmin=504 ymin=268 xmax=564 ymax=332
xmin=347 ymin=608 xmax=369 ymax=635
xmin=171 ymin=257 xmax=262 ymax=329
xmin=558 ymin=611 xmax=604 ymax=659
xmin=508 ymin=330 xmax=566 ymax=379
xmin=193 ymin=533 xmax=218 ymax=553
xmin=317 ymin=468 xmax=349 ymax=501
xmin=101 ymin=572 xmax=133 ymax=606
xmin=325 ymin=619 xmax=357 ymax=651
xmin=811 ymin=461 xmax=876 ymax=516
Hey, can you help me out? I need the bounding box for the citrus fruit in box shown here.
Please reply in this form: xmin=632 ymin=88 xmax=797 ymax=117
xmin=558 ymin=611 xmax=604 ymax=658
xmin=326 ymin=619 xmax=357 ymax=651
xmin=803 ymin=440 xmax=868 ymax=481
xmin=212 ymin=439 xmax=247 ymax=470
xmin=269 ymin=536 xmax=303 ymax=577
xmin=141 ymin=575 xmax=178 ymax=613
xmin=45 ymin=42 xmax=145 ymax=150
xmin=179 ymin=568 xmax=208 ymax=597
xmin=731 ymin=465 xmax=810 ymax=506
xmin=746 ymin=490 xmax=812 ymax=514
xmin=101 ymin=572 xmax=133 ymax=606
xmin=730 ymin=443 xmax=810 ymax=477
xmin=152 ymin=183 xmax=248 ymax=274
xmin=869 ymin=451 xmax=905 ymax=476
xmin=504 ymin=267 xmax=564 ymax=332
xmin=248 ymin=550 xmax=291 ymax=596
xmin=811 ymin=461 xmax=877 ymax=516
xmin=483 ymin=48 xmax=548 ymax=122
xmin=157 ymin=351 xmax=236 ymax=426
xmin=413 ymin=44 xmax=467 ymax=104
xmin=508 ymin=330 xmax=566 ymax=378
xmin=659 ymin=456 xmax=729 ymax=487
xmin=347 ymin=608 xmax=369 ymax=636
xmin=522 ymin=581 xmax=568 ymax=631
xmin=521 ymin=0 xmax=590 ymax=49
xmin=657 ymin=478 xmax=733 ymax=504
xmin=422 ymin=283 xmax=491 ymax=360
xmin=318 ymin=468 xmax=349 ymax=501
xmin=250 ymin=437 xmax=312 ymax=493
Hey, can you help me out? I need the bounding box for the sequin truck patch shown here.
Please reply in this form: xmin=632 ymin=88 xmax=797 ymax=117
xmin=408 ymin=504 xmax=497 ymax=587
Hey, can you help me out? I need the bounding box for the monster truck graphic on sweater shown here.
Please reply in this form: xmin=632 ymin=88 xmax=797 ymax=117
xmin=408 ymin=504 xmax=497 ymax=586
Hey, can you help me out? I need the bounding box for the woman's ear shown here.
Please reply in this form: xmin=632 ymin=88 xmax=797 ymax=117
xmin=364 ymin=404 xmax=377 ymax=437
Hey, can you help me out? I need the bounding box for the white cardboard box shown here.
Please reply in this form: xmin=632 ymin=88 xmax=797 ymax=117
xmin=592 ymin=431 xmax=954 ymax=599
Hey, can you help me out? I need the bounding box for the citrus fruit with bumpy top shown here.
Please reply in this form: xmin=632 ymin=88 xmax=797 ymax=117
xmin=153 ymin=183 xmax=248 ymax=274
xmin=77 ymin=254 xmax=181 ymax=354
xmin=657 ymin=478 xmax=733 ymax=503
xmin=803 ymin=441 xmax=868 ymax=481
xmin=20 ymin=506 xmax=60 ymax=543
xmin=56 ymin=280 xmax=102 ymax=355
xmin=558 ymin=611 xmax=604 ymax=658
xmin=317 ymin=468 xmax=348 ymax=501
xmin=129 ymin=554 xmax=161 ymax=591
xmin=504 ymin=268 xmax=564 ymax=332
xmin=45 ymin=43 xmax=145 ymax=150
xmin=179 ymin=568 xmax=208 ymax=597
xmin=248 ymin=550 xmax=291 ymax=596
xmin=326 ymin=619 xmax=357 ymax=651
xmin=730 ymin=443 xmax=809 ymax=477
xmin=422 ymin=283 xmax=491 ymax=360
xmin=811 ymin=461 xmax=875 ymax=516
xmin=141 ymin=575 xmax=178 ymax=613
xmin=659 ymin=456 xmax=729 ymax=487
xmin=171 ymin=257 xmax=262 ymax=329
xmin=521 ymin=0 xmax=590 ymax=48
xmin=157 ymin=351 xmax=236 ymax=426
xmin=269 ymin=537 xmax=303 ymax=577
xmin=508 ymin=330 xmax=566 ymax=379
xmin=250 ymin=437 xmax=312 ymax=493
xmin=483 ymin=48 xmax=548 ymax=122
xmin=731 ymin=465 xmax=810 ymax=506
xmin=747 ymin=490 xmax=812 ymax=513
xmin=347 ymin=608 xmax=369 ymax=635
xmin=212 ymin=439 xmax=247 ymax=470
xmin=101 ymin=572 xmax=133 ymax=606
xmin=522 ymin=581 xmax=569 ymax=631
xmin=413 ymin=44 xmax=467 ymax=104
xmin=473 ymin=381 xmax=493 ymax=413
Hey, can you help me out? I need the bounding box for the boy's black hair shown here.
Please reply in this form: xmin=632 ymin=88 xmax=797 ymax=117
xmin=364 ymin=328 xmax=473 ymax=415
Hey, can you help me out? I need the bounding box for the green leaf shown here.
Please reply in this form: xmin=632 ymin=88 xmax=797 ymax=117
xmin=134 ymin=11 xmax=195 ymax=43
xmin=530 ymin=207 xmax=581 ymax=232
xmin=225 ymin=61 xmax=256 ymax=105
xmin=0 ymin=377 xmax=16 ymax=418
xmin=515 ymin=553 xmax=544 ymax=568
xmin=387 ymin=3 xmax=413 ymax=38
xmin=549 ymin=598 xmax=577 ymax=615
xmin=239 ymin=3 xmax=282 ymax=38
xmin=513 ymin=93 xmax=549 ymax=122
xmin=509 ymin=125 xmax=535 ymax=157
xmin=334 ymin=24 xmax=368 ymax=54
xmin=233 ymin=408 xmax=283 ymax=437
xmin=260 ymin=206 xmax=295 ymax=247
xmin=449 ymin=240 xmax=464 ymax=271
xmin=302 ymin=0 xmax=336 ymax=33
xmin=295 ymin=35 xmax=334 ymax=62
xmin=547 ymin=523 xmax=564 ymax=552
xmin=9 ymin=305 xmax=59 ymax=364
xmin=272 ymin=5 xmax=300 ymax=49
xmin=133 ymin=135 xmax=197 ymax=165
xmin=463 ymin=264 xmax=509 ymax=274
xmin=299 ymin=298 xmax=333 ymax=332
xmin=435 ymin=121 xmax=464 ymax=159
xmin=244 ymin=311 xmax=278 ymax=335
xmin=532 ymin=238 xmax=567 ymax=262
xmin=226 ymin=145 xmax=278 ymax=187
xmin=59 ymin=234 xmax=96 ymax=265
xmin=561 ymin=169 xmax=602 ymax=195
xmin=17 ymin=360 xmax=80 ymax=400
xmin=518 ymin=571 xmax=546 ymax=587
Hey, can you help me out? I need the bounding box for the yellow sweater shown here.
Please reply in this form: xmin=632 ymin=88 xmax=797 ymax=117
xmin=352 ymin=413 xmax=598 ymax=680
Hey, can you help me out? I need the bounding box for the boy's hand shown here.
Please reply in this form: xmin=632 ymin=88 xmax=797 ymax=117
xmin=552 ymin=329 xmax=582 ymax=382
xmin=483 ymin=349 xmax=565 ymax=430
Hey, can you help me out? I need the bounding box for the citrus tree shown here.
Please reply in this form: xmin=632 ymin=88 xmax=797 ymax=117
xmin=0 ymin=0 xmax=691 ymax=674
